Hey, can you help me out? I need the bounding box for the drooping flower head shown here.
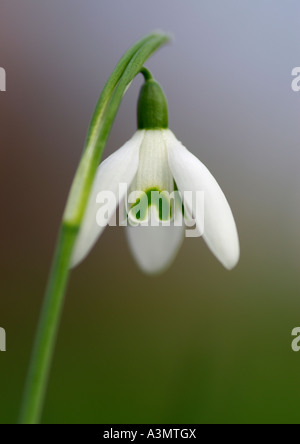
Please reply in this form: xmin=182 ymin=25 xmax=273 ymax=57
xmin=71 ymin=68 xmax=240 ymax=274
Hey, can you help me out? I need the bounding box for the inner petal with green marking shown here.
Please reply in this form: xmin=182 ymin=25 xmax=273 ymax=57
xmin=128 ymin=130 xmax=175 ymax=224
xmin=129 ymin=187 xmax=173 ymax=222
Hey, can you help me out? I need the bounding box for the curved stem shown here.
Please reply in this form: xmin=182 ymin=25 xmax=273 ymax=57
xmin=140 ymin=67 xmax=154 ymax=81
xmin=19 ymin=31 xmax=170 ymax=424
xmin=19 ymin=225 xmax=77 ymax=424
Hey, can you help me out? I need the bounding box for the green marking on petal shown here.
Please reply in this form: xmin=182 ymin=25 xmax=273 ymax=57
xmin=129 ymin=187 xmax=173 ymax=221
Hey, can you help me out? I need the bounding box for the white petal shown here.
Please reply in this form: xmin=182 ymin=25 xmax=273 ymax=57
xmin=126 ymin=207 xmax=185 ymax=275
xmin=164 ymin=130 xmax=240 ymax=270
xmin=71 ymin=131 xmax=145 ymax=268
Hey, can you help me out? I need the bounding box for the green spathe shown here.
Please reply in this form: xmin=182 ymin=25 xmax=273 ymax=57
xmin=137 ymin=78 xmax=168 ymax=129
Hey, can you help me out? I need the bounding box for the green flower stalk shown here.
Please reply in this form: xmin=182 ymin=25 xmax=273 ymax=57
xmin=19 ymin=31 xmax=170 ymax=425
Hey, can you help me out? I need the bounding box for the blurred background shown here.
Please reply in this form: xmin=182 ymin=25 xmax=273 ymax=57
xmin=0 ymin=0 xmax=300 ymax=424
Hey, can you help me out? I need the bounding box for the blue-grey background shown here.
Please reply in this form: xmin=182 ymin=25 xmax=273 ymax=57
xmin=0 ymin=0 xmax=300 ymax=424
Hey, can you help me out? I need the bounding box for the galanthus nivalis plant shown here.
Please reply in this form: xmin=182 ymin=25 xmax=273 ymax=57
xmin=71 ymin=68 xmax=239 ymax=274
xmin=19 ymin=32 xmax=239 ymax=425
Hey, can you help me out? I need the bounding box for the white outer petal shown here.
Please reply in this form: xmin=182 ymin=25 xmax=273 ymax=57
xmin=164 ymin=130 xmax=240 ymax=270
xmin=126 ymin=211 xmax=185 ymax=275
xmin=71 ymin=131 xmax=145 ymax=268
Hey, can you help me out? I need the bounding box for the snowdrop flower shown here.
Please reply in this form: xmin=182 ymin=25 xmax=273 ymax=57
xmin=71 ymin=69 xmax=239 ymax=274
